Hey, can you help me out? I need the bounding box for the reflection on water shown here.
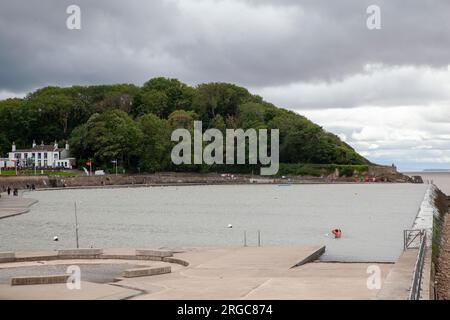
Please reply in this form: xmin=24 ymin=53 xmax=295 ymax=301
xmin=0 ymin=184 xmax=427 ymax=262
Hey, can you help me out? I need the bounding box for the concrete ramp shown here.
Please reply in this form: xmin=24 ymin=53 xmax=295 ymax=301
xmin=0 ymin=196 xmax=37 ymax=219
xmin=195 ymin=246 xmax=325 ymax=270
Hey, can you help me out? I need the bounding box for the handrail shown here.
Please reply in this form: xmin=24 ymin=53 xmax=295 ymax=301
xmin=408 ymin=230 xmax=427 ymax=300
xmin=404 ymin=229 xmax=424 ymax=250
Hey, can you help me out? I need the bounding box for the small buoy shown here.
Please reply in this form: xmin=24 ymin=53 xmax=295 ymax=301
xmin=227 ymin=224 xmax=233 ymax=229
xmin=53 ymin=236 xmax=59 ymax=242
xmin=331 ymin=229 xmax=342 ymax=239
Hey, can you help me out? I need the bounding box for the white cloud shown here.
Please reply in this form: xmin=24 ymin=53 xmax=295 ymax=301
xmin=249 ymin=65 xmax=450 ymax=170
xmin=298 ymin=105 xmax=450 ymax=171
xmin=252 ymin=65 xmax=450 ymax=109
xmin=0 ymin=90 xmax=25 ymax=100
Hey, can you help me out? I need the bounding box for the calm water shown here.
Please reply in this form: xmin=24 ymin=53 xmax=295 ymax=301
xmin=0 ymin=184 xmax=427 ymax=262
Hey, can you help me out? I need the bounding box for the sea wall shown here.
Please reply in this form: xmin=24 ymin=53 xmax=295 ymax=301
xmin=0 ymin=175 xmax=50 ymax=191
xmin=0 ymin=172 xmax=338 ymax=189
xmin=51 ymin=173 xmax=258 ymax=189
xmin=0 ymin=173 xmax=249 ymax=190
xmin=0 ymin=168 xmax=411 ymax=191
xmin=412 ymin=184 xmax=439 ymax=244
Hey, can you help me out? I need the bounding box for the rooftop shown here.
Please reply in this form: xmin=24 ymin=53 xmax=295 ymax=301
xmin=14 ymin=145 xmax=64 ymax=153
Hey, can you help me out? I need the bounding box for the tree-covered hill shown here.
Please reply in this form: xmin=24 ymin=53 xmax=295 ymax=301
xmin=0 ymin=77 xmax=368 ymax=174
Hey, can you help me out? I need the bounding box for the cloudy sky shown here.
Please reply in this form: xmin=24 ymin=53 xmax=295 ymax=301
xmin=1 ymin=0 xmax=450 ymax=171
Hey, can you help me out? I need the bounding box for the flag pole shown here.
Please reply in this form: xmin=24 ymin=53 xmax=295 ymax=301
xmin=74 ymin=201 xmax=79 ymax=249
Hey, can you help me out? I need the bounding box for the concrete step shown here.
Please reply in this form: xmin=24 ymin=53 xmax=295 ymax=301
xmin=11 ymin=274 xmax=70 ymax=286
xmin=0 ymin=252 xmax=15 ymax=263
xmin=122 ymin=266 xmax=171 ymax=278
xmin=135 ymin=249 xmax=173 ymax=258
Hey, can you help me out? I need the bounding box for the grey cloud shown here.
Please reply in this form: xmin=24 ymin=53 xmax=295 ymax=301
xmin=252 ymin=65 xmax=450 ymax=109
xmin=1 ymin=0 xmax=450 ymax=94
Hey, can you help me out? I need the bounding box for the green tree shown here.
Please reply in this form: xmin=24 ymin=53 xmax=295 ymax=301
xmin=237 ymin=102 xmax=267 ymax=129
xmin=138 ymin=77 xmax=195 ymax=117
xmin=168 ymin=110 xmax=198 ymax=129
xmin=69 ymin=110 xmax=142 ymax=168
xmin=192 ymin=83 xmax=253 ymax=121
xmin=138 ymin=114 xmax=172 ymax=172
xmin=133 ymin=90 xmax=169 ymax=117
xmin=209 ymin=114 xmax=226 ymax=132
xmin=1 ymin=78 xmax=368 ymax=174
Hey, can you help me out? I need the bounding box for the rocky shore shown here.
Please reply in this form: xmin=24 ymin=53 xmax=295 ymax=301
xmin=434 ymin=193 xmax=450 ymax=299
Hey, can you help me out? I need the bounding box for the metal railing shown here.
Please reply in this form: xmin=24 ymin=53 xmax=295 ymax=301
xmin=403 ymin=229 xmax=424 ymax=250
xmin=408 ymin=230 xmax=427 ymax=300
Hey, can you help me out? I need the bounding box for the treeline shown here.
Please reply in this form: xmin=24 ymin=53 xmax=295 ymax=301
xmin=0 ymin=77 xmax=367 ymax=174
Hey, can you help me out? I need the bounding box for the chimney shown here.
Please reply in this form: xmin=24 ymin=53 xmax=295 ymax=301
xmin=54 ymin=140 xmax=58 ymax=149
xmin=12 ymin=142 xmax=16 ymax=152
xmin=65 ymin=141 xmax=70 ymax=151
xmin=32 ymin=140 xmax=36 ymax=148
xmin=41 ymin=140 xmax=44 ymax=146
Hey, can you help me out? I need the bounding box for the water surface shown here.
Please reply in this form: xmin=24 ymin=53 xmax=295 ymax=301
xmin=0 ymin=184 xmax=427 ymax=262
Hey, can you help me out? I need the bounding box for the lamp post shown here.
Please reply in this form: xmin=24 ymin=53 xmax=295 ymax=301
xmin=86 ymin=160 xmax=92 ymax=176
xmin=74 ymin=202 xmax=79 ymax=249
xmin=12 ymin=160 xmax=17 ymax=175
xmin=111 ymin=159 xmax=118 ymax=176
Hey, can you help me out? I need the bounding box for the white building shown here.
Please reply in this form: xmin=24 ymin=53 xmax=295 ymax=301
xmin=7 ymin=140 xmax=75 ymax=169
xmin=0 ymin=158 xmax=15 ymax=168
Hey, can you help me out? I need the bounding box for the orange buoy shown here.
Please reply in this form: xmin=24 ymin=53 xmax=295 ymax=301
xmin=332 ymin=229 xmax=342 ymax=239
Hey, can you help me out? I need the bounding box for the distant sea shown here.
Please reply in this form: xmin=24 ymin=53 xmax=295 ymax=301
xmin=404 ymin=171 xmax=450 ymax=195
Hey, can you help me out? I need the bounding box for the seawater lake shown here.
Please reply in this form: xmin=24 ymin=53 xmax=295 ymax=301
xmin=0 ymin=184 xmax=428 ymax=262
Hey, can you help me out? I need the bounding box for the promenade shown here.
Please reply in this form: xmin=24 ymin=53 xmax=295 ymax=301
xmin=0 ymin=246 xmax=401 ymax=300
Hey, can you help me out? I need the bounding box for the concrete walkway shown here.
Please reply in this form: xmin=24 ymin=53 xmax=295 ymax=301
xmin=0 ymin=246 xmax=412 ymax=300
xmin=375 ymin=247 xmax=432 ymax=300
xmin=117 ymin=246 xmax=391 ymax=300
xmin=0 ymin=193 xmax=37 ymax=219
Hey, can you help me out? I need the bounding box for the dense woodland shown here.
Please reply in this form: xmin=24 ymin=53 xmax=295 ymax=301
xmin=0 ymin=78 xmax=367 ymax=175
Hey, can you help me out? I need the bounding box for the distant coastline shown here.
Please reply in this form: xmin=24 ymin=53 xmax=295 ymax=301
xmin=403 ymin=171 xmax=450 ymax=195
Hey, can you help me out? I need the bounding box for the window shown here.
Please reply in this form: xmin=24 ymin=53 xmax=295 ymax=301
xmin=54 ymin=153 xmax=59 ymax=159
xmin=24 ymin=153 xmax=28 ymax=159
xmin=38 ymin=153 xmax=41 ymax=159
xmin=44 ymin=153 xmax=48 ymax=159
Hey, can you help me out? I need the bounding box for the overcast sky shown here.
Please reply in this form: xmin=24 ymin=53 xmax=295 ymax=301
xmin=1 ymin=0 xmax=450 ymax=171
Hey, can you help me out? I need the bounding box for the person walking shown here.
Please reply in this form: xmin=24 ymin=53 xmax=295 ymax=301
xmin=7 ymin=186 xmax=11 ymax=196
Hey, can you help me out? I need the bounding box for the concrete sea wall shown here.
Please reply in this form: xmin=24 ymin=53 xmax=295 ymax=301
xmin=0 ymin=168 xmax=411 ymax=191
xmin=412 ymin=184 xmax=439 ymax=244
